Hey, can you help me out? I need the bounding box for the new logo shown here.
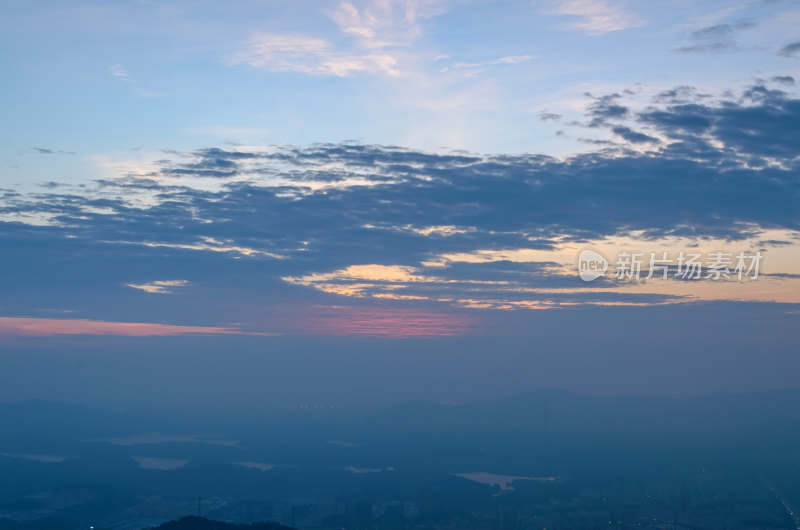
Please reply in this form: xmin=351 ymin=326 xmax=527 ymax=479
xmin=578 ymin=249 xmax=608 ymax=282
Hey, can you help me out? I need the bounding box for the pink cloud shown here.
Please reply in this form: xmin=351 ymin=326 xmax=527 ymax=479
xmin=0 ymin=317 xmax=272 ymax=338
xmin=285 ymin=306 xmax=481 ymax=338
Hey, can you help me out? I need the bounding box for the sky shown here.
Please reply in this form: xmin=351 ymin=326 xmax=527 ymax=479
xmin=0 ymin=0 xmax=799 ymax=409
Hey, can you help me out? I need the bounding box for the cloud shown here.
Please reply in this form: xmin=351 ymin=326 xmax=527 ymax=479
xmin=638 ymin=84 xmax=800 ymax=159
xmin=283 ymin=263 xmax=453 ymax=298
xmin=447 ymin=55 xmax=535 ymax=74
xmin=454 ymin=55 xmax=535 ymax=72
xmin=492 ymin=55 xmax=535 ymax=64
xmin=539 ymin=0 xmax=642 ymax=35
xmin=7 ymin=85 xmax=800 ymax=243
xmin=0 ymin=317 xmax=267 ymax=337
xmin=108 ymin=63 xmax=166 ymax=97
xmin=231 ymin=0 xmax=449 ymax=78
xmin=279 ymin=306 xmax=480 ymax=338
xmin=126 ymin=280 xmax=190 ymax=294
xmin=770 ymin=76 xmax=795 ymax=85
xmin=539 ymin=111 xmax=562 ymax=121
xmin=610 ymin=125 xmax=658 ymax=143
xmin=110 ymin=64 xmax=131 ymax=82
xmin=109 ymin=237 xmax=286 ymax=259
xmin=778 ymin=41 xmax=800 ymax=57
xmin=652 ymin=86 xmax=710 ymax=104
xmin=33 ymin=147 xmax=76 ymax=155
xmin=2 ymin=83 xmax=799 ymax=328
xmin=406 ymin=225 xmax=475 ymax=237
xmin=230 ymin=33 xmax=399 ymax=77
xmin=585 ymin=93 xmax=629 ymax=126
xmin=330 ymin=2 xmax=381 ymax=40
xmin=328 ymin=0 xmax=447 ymax=48
xmin=675 ymin=20 xmax=756 ymax=54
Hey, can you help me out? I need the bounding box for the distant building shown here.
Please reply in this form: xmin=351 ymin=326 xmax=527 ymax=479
xmin=348 ymin=500 xmax=373 ymax=529
xmin=382 ymin=501 xmax=404 ymax=527
xmin=420 ymin=486 xmax=441 ymax=518
xmin=497 ymin=507 xmax=519 ymax=530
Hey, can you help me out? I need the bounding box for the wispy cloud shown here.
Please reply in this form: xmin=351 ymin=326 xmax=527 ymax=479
xmin=447 ymin=55 xmax=536 ymax=72
xmin=126 ymin=280 xmax=190 ymax=294
xmin=675 ymin=20 xmax=756 ymax=54
xmin=231 ymin=0 xmax=446 ymax=77
xmin=33 ymin=147 xmax=76 ymax=155
xmin=108 ymin=237 xmax=286 ymax=259
xmin=492 ymin=55 xmax=536 ymax=64
xmin=328 ymin=0 xmax=447 ymax=48
xmin=110 ymin=64 xmax=131 ymax=82
xmin=231 ymin=33 xmax=399 ymax=77
xmin=108 ymin=63 xmax=166 ymax=98
xmin=231 ymin=1 xmax=459 ymax=78
xmin=0 ymin=317 xmax=270 ymax=338
xmin=539 ymin=0 xmax=642 ymax=35
xmin=280 ymin=306 xmax=480 ymax=338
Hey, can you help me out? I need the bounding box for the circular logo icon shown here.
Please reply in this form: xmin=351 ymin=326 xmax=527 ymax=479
xmin=578 ymin=249 xmax=608 ymax=281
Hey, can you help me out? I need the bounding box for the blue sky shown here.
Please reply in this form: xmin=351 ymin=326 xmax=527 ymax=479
xmin=2 ymin=0 xmax=798 ymax=166
xmin=0 ymin=0 xmax=799 ymax=406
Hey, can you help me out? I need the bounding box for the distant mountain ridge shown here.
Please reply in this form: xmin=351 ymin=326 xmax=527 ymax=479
xmin=367 ymin=387 xmax=800 ymax=436
xmin=2 ymin=387 xmax=800 ymax=443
